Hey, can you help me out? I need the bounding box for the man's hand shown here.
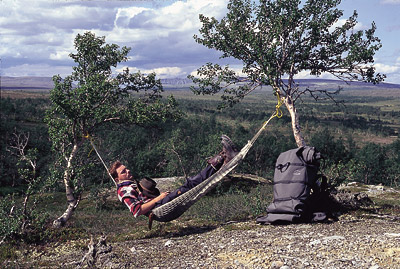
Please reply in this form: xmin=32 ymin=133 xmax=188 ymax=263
xmin=138 ymin=191 xmax=170 ymax=216
xmin=158 ymin=192 xmax=170 ymax=199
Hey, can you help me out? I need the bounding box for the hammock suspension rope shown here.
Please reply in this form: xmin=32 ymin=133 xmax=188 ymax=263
xmin=84 ymin=133 xmax=117 ymax=187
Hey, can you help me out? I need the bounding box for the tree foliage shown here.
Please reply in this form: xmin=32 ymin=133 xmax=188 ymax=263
xmin=1 ymin=131 xmax=47 ymax=243
xmin=44 ymin=32 xmax=181 ymax=227
xmin=189 ymin=0 xmax=385 ymax=147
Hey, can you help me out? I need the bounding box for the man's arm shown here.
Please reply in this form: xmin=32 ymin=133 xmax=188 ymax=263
xmin=137 ymin=192 xmax=169 ymax=216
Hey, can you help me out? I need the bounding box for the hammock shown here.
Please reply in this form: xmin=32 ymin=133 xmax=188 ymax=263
xmin=150 ymin=94 xmax=283 ymax=225
xmin=87 ymin=94 xmax=283 ymax=228
xmin=150 ymin=122 xmax=266 ymax=223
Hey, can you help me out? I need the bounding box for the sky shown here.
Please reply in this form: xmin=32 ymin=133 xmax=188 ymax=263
xmin=1 ymin=0 xmax=400 ymax=84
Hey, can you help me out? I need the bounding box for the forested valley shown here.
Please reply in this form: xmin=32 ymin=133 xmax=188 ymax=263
xmin=1 ymin=86 xmax=399 ymax=195
xmin=1 ymin=85 xmax=400 ymax=263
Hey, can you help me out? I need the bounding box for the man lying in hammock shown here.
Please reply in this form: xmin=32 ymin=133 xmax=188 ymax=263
xmin=109 ymin=135 xmax=239 ymax=218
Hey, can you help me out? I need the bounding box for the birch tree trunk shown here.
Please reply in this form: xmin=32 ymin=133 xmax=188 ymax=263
xmin=284 ymin=97 xmax=307 ymax=148
xmin=53 ymin=143 xmax=79 ymax=228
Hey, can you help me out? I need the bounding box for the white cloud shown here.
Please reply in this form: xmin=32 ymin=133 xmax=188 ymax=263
xmin=380 ymin=0 xmax=400 ymax=4
xmin=120 ymin=66 xmax=186 ymax=79
xmin=293 ymin=70 xmax=336 ymax=80
xmin=374 ymin=61 xmax=400 ymax=84
xmin=109 ymin=0 xmax=227 ymax=34
xmin=293 ymin=62 xmax=400 ymax=82
xmin=155 ymin=0 xmax=227 ymax=30
xmin=151 ymin=67 xmax=186 ymax=78
xmin=374 ymin=63 xmax=400 ymax=73
xmin=114 ymin=7 xmax=150 ymax=29
xmin=49 ymin=51 xmax=71 ymax=61
xmin=3 ymin=64 xmax=73 ymax=77
xmin=290 ymin=62 xmax=400 ymax=84
xmin=136 ymin=66 xmax=186 ymax=78
xmin=189 ymin=65 xmax=256 ymax=79
xmin=329 ymin=19 xmax=366 ymax=32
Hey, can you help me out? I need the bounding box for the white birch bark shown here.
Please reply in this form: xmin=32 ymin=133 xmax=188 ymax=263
xmin=53 ymin=143 xmax=79 ymax=228
xmin=284 ymin=97 xmax=307 ymax=148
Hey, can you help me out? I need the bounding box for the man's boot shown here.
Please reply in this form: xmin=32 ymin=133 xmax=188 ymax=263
xmin=221 ymin=135 xmax=239 ymax=164
xmin=207 ymin=152 xmax=224 ymax=170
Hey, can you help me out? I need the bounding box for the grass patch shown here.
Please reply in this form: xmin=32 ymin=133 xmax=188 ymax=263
xmin=370 ymin=190 xmax=400 ymax=216
xmin=0 ymin=244 xmax=18 ymax=265
xmin=186 ymin=181 xmax=273 ymax=223
xmin=1 ymin=177 xmax=273 ymax=246
xmin=222 ymin=222 xmax=260 ymax=232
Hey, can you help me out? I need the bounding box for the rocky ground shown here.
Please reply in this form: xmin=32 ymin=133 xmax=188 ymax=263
xmin=117 ymin=218 xmax=399 ymax=269
xmin=14 ymin=217 xmax=399 ymax=268
xmin=4 ymin=182 xmax=400 ymax=269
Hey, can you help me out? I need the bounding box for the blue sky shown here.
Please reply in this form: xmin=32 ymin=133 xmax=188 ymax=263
xmin=1 ymin=0 xmax=399 ymax=84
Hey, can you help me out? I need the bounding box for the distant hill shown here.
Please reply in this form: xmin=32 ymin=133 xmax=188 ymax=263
xmin=1 ymin=76 xmax=399 ymax=91
xmin=287 ymin=78 xmax=400 ymax=90
xmin=1 ymin=76 xmax=54 ymax=90
xmin=161 ymin=78 xmax=193 ymax=85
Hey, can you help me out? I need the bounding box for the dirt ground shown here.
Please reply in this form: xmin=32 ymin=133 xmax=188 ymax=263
xmin=3 ymin=183 xmax=400 ymax=269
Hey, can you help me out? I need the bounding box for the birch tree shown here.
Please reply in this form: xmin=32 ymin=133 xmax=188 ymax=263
xmin=189 ymin=0 xmax=385 ymax=147
xmin=45 ymin=32 xmax=180 ymax=227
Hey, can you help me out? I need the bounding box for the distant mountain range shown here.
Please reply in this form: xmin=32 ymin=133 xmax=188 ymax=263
xmin=1 ymin=76 xmax=399 ymax=91
xmin=1 ymin=76 xmax=56 ymax=90
xmin=0 ymin=76 xmax=194 ymax=90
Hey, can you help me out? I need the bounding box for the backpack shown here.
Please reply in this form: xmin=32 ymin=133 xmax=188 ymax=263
xmin=256 ymin=146 xmax=326 ymax=224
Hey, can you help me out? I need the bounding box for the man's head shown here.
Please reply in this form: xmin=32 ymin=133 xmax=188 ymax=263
xmin=109 ymin=161 xmax=132 ymax=183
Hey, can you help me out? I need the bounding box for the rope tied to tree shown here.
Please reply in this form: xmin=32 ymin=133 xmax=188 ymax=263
xmin=248 ymin=91 xmax=283 ymax=146
xmin=83 ymin=133 xmax=117 ymax=187
xmin=262 ymin=91 xmax=283 ymax=128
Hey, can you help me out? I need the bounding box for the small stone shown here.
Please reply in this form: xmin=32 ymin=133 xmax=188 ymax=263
xmin=164 ymin=240 xmax=173 ymax=247
xmin=309 ymin=239 xmax=321 ymax=246
xmin=384 ymin=233 xmax=400 ymax=237
xmin=322 ymin=235 xmax=345 ymax=242
xmin=271 ymin=261 xmax=284 ymax=268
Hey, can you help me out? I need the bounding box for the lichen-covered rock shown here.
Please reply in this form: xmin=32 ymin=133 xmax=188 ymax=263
xmin=331 ymin=191 xmax=374 ymax=210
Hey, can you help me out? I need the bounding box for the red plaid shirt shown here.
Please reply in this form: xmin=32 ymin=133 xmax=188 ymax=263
xmin=117 ymin=181 xmax=153 ymax=217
